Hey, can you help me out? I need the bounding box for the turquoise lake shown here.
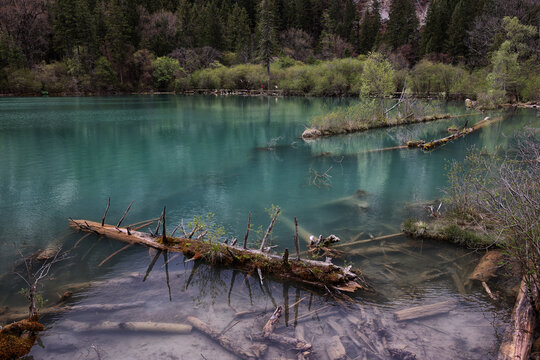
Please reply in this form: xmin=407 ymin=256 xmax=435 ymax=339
xmin=0 ymin=95 xmax=538 ymax=359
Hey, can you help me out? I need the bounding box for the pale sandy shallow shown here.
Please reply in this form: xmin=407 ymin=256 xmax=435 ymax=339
xmin=27 ymin=244 xmax=509 ymax=360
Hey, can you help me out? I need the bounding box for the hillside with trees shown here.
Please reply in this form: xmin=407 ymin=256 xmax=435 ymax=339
xmin=0 ymin=0 xmax=538 ymax=103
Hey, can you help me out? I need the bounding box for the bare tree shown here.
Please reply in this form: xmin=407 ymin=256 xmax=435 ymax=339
xmin=0 ymin=0 xmax=50 ymax=65
xmin=13 ymin=246 xmax=67 ymax=317
xmin=445 ymin=129 xmax=540 ymax=301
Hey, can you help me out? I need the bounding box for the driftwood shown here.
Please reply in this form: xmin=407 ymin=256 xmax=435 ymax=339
xmin=332 ymin=233 xmax=403 ymax=249
xmin=497 ymin=279 xmax=538 ymax=360
xmin=449 ymin=268 xmax=466 ymax=295
xmin=262 ymin=306 xmax=282 ymax=337
xmin=1 ymin=301 xmax=145 ymax=324
xmin=69 ymin=217 xmax=366 ymax=293
xmin=394 ymin=300 xmax=457 ymax=322
xmin=326 ymin=335 xmax=347 ymax=360
xmin=254 ymin=306 xmax=312 ymax=353
xmin=187 ymin=316 xmax=265 ymax=360
xmin=468 ymin=250 xmax=504 ymax=282
xmin=64 ymin=319 xmax=192 ymax=333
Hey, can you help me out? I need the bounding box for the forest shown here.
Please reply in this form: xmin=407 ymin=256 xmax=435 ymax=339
xmin=0 ymin=0 xmax=539 ymax=104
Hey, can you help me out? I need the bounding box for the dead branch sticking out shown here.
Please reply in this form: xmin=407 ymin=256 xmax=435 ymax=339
xmin=309 ymin=166 xmax=332 ymax=188
xmin=101 ymin=197 xmax=110 ymax=226
xmin=116 ymin=200 xmax=134 ymax=228
xmin=259 ymin=207 xmax=281 ymax=252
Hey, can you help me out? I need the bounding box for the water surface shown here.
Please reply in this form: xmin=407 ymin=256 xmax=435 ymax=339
xmin=0 ymin=95 xmax=537 ymax=359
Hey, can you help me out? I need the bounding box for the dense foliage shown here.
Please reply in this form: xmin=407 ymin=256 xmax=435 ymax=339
xmin=0 ymin=0 xmax=538 ymax=101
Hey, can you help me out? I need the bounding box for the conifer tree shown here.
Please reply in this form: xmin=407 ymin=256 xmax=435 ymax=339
xmin=386 ymin=0 xmax=419 ymax=49
xmin=256 ymin=0 xmax=277 ymax=89
xmin=358 ymin=0 xmax=381 ymax=54
xmin=421 ymin=0 xmax=457 ymax=55
xmin=226 ymin=4 xmax=251 ymax=59
xmin=445 ymin=0 xmax=485 ymax=59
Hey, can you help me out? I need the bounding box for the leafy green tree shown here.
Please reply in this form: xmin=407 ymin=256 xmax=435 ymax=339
xmin=93 ymin=56 xmax=118 ymax=90
xmin=487 ymin=17 xmax=537 ymax=101
xmin=152 ymin=56 xmax=182 ymax=90
xmin=360 ymin=52 xmax=395 ymax=98
xmin=256 ymin=0 xmax=277 ymax=89
xmin=386 ymin=0 xmax=419 ymax=49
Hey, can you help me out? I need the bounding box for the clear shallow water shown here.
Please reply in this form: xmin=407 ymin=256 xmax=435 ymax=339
xmin=0 ymin=95 xmax=538 ymax=359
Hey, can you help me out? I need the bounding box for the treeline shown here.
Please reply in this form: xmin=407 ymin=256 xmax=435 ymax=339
xmin=0 ymin=0 xmax=538 ymax=102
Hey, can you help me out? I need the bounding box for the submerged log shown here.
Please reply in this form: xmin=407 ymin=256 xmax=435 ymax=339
xmin=394 ymin=300 xmax=457 ymax=322
xmin=65 ymin=320 xmax=192 ymax=333
xmin=497 ymin=279 xmax=538 ymax=360
xmin=468 ymin=250 xmax=504 ymax=282
xmin=326 ymin=335 xmax=347 ymax=360
xmin=69 ymin=219 xmax=366 ymax=293
xmin=187 ymin=316 xmax=264 ymax=360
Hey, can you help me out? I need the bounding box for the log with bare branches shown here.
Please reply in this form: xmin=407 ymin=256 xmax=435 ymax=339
xmin=69 ymin=210 xmax=366 ymax=294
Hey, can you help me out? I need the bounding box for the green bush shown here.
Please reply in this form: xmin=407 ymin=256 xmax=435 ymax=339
xmin=521 ymin=74 xmax=540 ymax=101
xmin=152 ymin=56 xmax=184 ymax=91
xmin=476 ymin=89 xmax=507 ymax=109
xmin=94 ymin=56 xmax=118 ymax=91
xmin=3 ymin=67 xmax=41 ymax=94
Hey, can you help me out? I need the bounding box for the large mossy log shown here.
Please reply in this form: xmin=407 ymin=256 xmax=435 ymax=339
xmin=69 ymin=219 xmax=366 ymax=293
xmin=407 ymin=116 xmax=502 ymax=151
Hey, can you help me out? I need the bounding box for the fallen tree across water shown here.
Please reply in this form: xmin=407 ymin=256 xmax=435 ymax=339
xmin=68 ymin=205 xmax=367 ymax=295
xmin=407 ymin=116 xmax=503 ymax=151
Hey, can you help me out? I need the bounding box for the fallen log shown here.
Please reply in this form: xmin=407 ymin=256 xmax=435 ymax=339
xmin=319 ymin=191 xmax=369 ymax=211
xmin=253 ymin=306 xmax=312 ymax=352
xmin=63 ymin=319 xmax=192 ymax=333
xmin=187 ymin=316 xmax=265 ymax=360
xmin=468 ymin=250 xmax=504 ymax=282
xmin=408 ymin=116 xmax=502 ymax=151
xmin=1 ymin=301 xmax=145 ymax=324
xmin=326 ymin=335 xmax=347 ymax=360
xmin=394 ymin=300 xmax=458 ymax=322
xmin=281 ymin=216 xmax=312 ymax=244
xmin=69 ymin=218 xmax=366 ymax=293
xmin=497 ymin=279 xmax=538 ymax=360
xmin=332 ymin=233 xmax=404 ymax=249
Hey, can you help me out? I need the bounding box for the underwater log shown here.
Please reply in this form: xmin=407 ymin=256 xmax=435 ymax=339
xmin=187 ymin=316 xmax=264 ymax=360
xmin=394 ymin=300 xmax=457 ymax=322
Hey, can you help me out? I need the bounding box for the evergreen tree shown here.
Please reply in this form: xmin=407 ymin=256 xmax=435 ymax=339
xmin=199 ymin=1 xmax=224 ymax=49
xmin=386 ymin=0 xmax=419 ymax=49
xmin=420 ymin=0 xmax=458 ymax=55
xmin=226 ymin=4 xmax=251 ymax=59
xmin=256 ymin=0 xmax=276 ymax=89
xmin=341 ymin=0 xmax=357 ymax=44
xmin=358 ymin=0 xmax=381 ymax=54
xmin=445 ymin=0 xmax=485 ymax=59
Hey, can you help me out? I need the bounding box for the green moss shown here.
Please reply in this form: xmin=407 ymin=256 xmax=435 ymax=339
xmin=440 ymin=224 xmax=491 ymax=247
